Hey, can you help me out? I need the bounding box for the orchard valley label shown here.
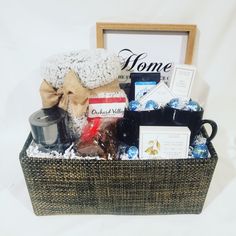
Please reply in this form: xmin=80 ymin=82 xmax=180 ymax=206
xmin=88 ymin=97 xmax=126 ymax=118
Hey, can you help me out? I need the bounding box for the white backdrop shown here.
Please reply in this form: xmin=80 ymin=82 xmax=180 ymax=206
xmin=1 ymin=0 xmax=236 ymax=235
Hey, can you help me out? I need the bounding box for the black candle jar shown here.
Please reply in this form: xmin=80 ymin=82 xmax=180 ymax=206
xmin=29 ymin=106 xmax=72 ymax=152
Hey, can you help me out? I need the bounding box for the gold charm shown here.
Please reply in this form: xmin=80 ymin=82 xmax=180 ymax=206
xmin=145 ymin=140 xmax=160 ymax=155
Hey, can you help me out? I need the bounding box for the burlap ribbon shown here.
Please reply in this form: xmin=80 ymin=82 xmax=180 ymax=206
xmin=40 ymin=70 xmax=121 ymax=117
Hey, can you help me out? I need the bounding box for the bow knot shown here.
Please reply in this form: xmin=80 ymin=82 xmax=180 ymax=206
xmin=40 ymin=70 xmax=120 ymax=117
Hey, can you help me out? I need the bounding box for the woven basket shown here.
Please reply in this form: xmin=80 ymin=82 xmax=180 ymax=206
xmin=20 ymin=128 xmax=218 ymax=215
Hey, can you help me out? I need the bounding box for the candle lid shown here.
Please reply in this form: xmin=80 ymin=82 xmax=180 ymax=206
xmin=29 ymin=106 xmax=67 ymax=127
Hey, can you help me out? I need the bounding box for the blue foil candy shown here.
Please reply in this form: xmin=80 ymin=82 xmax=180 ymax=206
xmin=128 ymin=100 xmax=140 ymax=111
xmin=168 ymin=98 xmax=181 ymax=109
xmin=192 ymin=135 xmax=207 ymax=146
xmin=145 ymin=100 xmax=159 ymax=110
xmin=192 ymin=144 xmax=208 ymax=158
xmin=127 ymin=146 xmax=139 ymax=159
xmin=186 ymin=100 xmax=201 ymax=112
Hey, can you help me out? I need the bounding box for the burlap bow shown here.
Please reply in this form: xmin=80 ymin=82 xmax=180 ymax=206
xmin=40 ymin=70 xmax=121 ymax=117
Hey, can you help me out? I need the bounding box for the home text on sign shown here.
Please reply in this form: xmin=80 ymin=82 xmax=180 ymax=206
xmin=118 ymin=49 xmax=172 ymax=72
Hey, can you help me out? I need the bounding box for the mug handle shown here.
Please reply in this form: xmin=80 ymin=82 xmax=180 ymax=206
xmin=200 ymin=119 xmax=218 ymax=143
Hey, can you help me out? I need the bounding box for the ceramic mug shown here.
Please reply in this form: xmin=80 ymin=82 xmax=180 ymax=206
xmin=117 ymin=108 xmax=163 ymax=145
xmin=163 ymin=106 xmax=217 ymax=144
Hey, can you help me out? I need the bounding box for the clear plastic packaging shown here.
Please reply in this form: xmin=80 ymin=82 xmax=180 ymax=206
xmin=75 ymin=118 xmax=119 ymax=160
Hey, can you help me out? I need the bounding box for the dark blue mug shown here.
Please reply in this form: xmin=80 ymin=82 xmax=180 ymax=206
xmin=163 ymin=106 xmax=217 ymax=144
xmin=117 ymin=108 xmax=163 ymax=146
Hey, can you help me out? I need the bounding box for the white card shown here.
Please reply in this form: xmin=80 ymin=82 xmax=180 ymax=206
xmin=139 ymin=126 xmax=190 ymax=160
xmin=135 ymin=81 xmax=157 ymax=100
xmin=169 ymin=64 xmax=196 ymax=99
xmin=138 ymin=81 xmax=175 ymax=106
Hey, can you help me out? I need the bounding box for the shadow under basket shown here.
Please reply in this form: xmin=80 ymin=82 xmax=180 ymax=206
xmin=20 ymin=128 xmax=218 ymax=216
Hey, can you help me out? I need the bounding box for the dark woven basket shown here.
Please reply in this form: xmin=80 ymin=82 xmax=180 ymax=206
xmin=20 ymin=128 xmax=218 ymax=216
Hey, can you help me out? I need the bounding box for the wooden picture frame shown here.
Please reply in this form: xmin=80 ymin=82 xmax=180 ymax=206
xmin=96 ymin=22 xmax=197 ymax=83
xmin=96 ymin=22 xmax=196 ymax=64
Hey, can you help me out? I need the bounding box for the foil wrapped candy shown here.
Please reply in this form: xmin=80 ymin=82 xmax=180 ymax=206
xmin=128 ymin=100 xmax=159 ymax=111
xmin=167 ymin=98 xmax=201 ymax=112
xmin=189 ymin=134 xmax=209 ymax=158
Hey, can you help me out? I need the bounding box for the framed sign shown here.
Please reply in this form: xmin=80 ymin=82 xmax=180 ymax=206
xmin=96 ymin=22 xmax=196 ymax=83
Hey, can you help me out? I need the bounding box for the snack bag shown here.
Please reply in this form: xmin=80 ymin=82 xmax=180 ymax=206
xmin=76 ymin=118 xmax=118 ymax=160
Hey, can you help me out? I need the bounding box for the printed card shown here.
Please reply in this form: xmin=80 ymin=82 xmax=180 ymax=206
xmin=139 ymin=126 xmax=190 ymax=159
xmin=135 ymin=81 xmax=157 ymax=100
xmin=88 ymin=97 xmax=126 ymax=118
xmin=169 ymin=64 xmax=196 ymax=99
xmin=138 ymin=81 xmax=175 ymax=106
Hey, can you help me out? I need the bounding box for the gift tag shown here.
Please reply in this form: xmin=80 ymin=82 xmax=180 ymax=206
xmin=169 ymin=64 xmax=196 ymax=100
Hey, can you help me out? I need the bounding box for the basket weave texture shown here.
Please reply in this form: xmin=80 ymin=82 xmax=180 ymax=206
xmin=20 ymin=129 xmax=217 ymax=216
